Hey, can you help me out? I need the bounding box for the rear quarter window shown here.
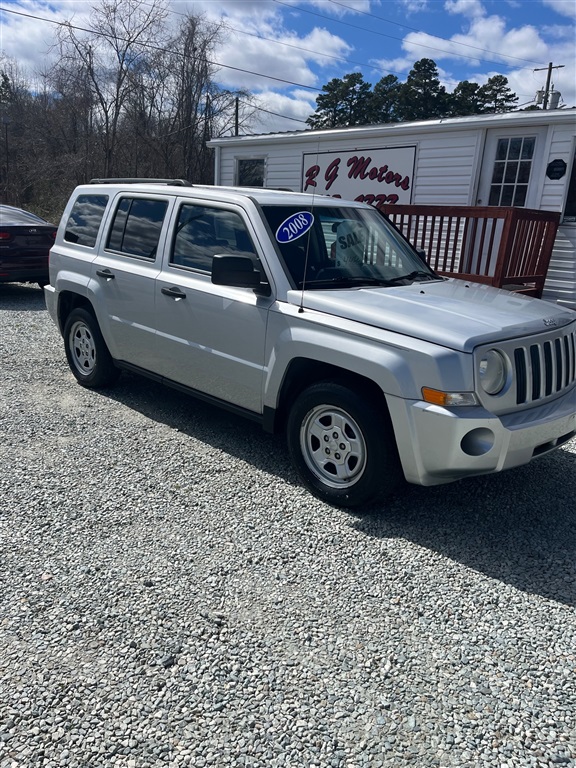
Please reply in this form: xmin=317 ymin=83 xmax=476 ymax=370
xmin=64 ymin=195 xmax=109 ymax=248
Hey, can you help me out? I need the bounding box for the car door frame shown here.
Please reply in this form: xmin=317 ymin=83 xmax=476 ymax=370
xmin=90 ymin=191 xmax=175 ymax=367
xmin=153 ymin=197 xmax=275 ymax=414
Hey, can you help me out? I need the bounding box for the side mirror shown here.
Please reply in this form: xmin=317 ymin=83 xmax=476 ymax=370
xmin=211 ymin=254 xmax=261 ymax=288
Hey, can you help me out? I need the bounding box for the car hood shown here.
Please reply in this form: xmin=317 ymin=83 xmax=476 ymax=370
xmin=288 ymin=279 xmax=574 ymax=352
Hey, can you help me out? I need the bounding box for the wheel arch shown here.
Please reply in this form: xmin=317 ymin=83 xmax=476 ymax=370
xmin=266 ymin=358 xmax=391 ymax=434
xmin=57 ymin=290 xmax=96 ymax=334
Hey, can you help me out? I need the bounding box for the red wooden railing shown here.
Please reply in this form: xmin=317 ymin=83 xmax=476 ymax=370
xmin=382 ymin=205 xmax=560 ymax=298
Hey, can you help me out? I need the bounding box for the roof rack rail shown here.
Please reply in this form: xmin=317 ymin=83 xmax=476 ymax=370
xmin=88 ymin=178 xmax=193 ymax=186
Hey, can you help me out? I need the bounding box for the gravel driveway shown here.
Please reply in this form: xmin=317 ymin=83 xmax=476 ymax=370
xmin=1 ymin=283 xmax=575 ymax=768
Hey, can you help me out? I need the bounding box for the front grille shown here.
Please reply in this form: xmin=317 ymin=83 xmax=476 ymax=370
xmin=513 ymin=327 xmax=576 ymax=405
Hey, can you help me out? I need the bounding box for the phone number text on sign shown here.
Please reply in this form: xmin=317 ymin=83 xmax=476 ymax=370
xmin=302 ymin=146 xmax=415 ymax=207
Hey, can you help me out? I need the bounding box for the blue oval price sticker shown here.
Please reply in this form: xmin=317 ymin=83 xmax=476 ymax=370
xmin=276 ymin=211 xmax=314 ymax=243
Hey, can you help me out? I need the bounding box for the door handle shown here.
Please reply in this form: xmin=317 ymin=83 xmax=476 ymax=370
xmin=161 ymin=286 xmax=187 ymax=300
xmin=96 ymin=268 xmax=115 ymax=280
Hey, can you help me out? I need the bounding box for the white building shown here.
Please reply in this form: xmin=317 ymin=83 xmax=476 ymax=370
xmin=208 ymin=110 xmax=576 ymax=309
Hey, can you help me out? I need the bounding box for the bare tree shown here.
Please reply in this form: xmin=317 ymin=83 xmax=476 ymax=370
xmin=2 ymin=0 xmax=258 ymax=215
xmin=154 ymin=13 xmax=255 ymax=182
xmin=55 ymin=0 xmax=169 ymax=176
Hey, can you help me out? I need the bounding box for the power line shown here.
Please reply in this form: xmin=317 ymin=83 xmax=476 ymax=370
xmin=135 ymin=0 xmax=406 ymax=79
xmin=246 ymin=101 xmax=308 ymax=125
xmin=0 ymin=4 xmax=324 ymax=93
xmin=275 ymin=0 xmax=546 ymax=69
xmin=534 ymin=62 xmax=565 ymax=110
xmin=219 ymin=20 xmax=404 ymax=79
xmin=0 ymin=3 xmax=315 ymax=128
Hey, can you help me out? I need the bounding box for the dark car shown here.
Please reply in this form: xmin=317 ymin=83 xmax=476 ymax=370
xmin=0 ymin=205 xmax=57 ymax=288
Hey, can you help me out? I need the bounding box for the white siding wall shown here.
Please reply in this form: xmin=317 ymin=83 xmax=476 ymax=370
xmin=543 ymin=225 xmax=576 ymax=310
xmin=218 ymin=130 xmax=484 ymax=205
xmin=540 ymin=125 xmax=575 ymax=211
xmin=540 ymin=125 xmax=576 ymax=309
xmin=410 ymin=131 xmax=481 ymax=204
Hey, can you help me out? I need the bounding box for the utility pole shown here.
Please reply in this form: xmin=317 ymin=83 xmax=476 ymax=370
xmin=534 ymin=62 xmax=565 ymax=109
xmin=1 ymin=117 xmax=9 ymax=201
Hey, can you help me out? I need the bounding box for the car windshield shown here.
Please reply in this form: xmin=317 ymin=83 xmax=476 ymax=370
xmin=260 ymin=204 xmax=439 ymax=288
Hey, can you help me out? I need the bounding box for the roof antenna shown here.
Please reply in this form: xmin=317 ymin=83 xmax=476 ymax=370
xmin=299 ymin=141 xmax=321 ymax=313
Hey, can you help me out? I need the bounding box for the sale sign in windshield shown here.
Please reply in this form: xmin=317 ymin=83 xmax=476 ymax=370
xmin=302 ymin=146 xmax=416 ymax=207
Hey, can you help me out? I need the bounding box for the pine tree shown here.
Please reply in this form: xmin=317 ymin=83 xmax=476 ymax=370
xmin=478 ymin=75 xmax=518 ymax=113
xmin=306 ymin=73 xmax=373 ymax=129
xmin=395 ymin=59 xmax=449 ymax=121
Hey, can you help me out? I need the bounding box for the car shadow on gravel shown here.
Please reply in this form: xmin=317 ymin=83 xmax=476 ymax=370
xmin=99 ymin=371 xmax=576 ymax=607
xmin=353 ymin=446 xmax=576 ymax=606
xmin=97 ymin=370 xmax=296 ymax=478
xmin=0 ymin=282 xmax=46 ymax=310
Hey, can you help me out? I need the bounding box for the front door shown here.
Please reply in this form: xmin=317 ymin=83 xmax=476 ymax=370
xmin=154 ymin=200 xmax=271 ymax=414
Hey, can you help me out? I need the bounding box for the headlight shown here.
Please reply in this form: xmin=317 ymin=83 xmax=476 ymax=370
xmin=478 ymin=349 xmax=508 ymax=395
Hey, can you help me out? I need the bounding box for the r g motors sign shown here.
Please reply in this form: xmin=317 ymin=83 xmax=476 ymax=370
xmin=302 ymin=146 xmax=416 ymax=207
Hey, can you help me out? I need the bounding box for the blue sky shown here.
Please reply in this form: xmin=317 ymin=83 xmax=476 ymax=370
xmin=1 ymin=0 xmax=574 ymax=132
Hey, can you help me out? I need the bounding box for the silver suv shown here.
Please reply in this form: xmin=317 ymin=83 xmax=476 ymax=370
xmin=45 ymin=179 xmax=576 ymax=507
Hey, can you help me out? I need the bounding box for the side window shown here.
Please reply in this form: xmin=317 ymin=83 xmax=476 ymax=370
xmin=170 ymin=205 xmax=257 ymax=273
xmin=236 ymin=158 xmax=265 ymax=187
xmin=488 ymin=137 xmax=535 ymax=207
xmin=107 ymin=198 xmax=168 ymax=258
xmin=64 ymin=195 xmax=109 ymax=247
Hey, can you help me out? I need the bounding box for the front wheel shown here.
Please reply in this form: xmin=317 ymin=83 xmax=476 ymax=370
xmin=287 ymin=381 xmax=401 ymax=508
xmin=63 ymin=308 xmax=120 ymax=388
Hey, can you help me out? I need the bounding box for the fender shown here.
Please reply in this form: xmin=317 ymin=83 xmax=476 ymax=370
xmin=262 ymin=305 xmax=474 ymax=409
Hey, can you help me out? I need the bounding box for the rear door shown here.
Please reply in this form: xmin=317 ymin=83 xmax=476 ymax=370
xmin=91 ymin=194 xmax=172 ymax=368
xmin=154 ymin=199 xmax=272 ymax=413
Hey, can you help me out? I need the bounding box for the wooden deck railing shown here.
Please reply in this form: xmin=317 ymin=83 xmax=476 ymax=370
xmin=382 ymin=205 xmax=561 ymax=298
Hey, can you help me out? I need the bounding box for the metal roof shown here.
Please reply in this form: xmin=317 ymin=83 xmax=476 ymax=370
xmin=208 ymin=108 xmax=576 ymax=147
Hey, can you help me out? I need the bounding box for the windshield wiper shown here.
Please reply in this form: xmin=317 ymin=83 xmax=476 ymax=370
xmin=384 ymin=270 xmax=440 ymax=285
xmin=299 ymin=271 xmax=441 ymax=289
xmin=298 ymin=276 xmax=389 ymax=289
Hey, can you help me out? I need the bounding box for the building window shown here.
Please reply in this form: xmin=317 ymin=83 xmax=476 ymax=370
xmin=236 ymin=158 xmax=265 ymax=187
xmin=488 ymin=137 xmax=535 ymax=207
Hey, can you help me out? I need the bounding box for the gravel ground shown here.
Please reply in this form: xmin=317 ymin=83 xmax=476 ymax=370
xmin=0 ymin=282 xmax=575 ymax=768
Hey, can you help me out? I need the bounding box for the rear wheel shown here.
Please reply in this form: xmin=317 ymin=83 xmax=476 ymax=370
xmin=63 ymin=308 xmax=120 ymax=388
xmin=287 ymin=381 xmax=401 ymax=507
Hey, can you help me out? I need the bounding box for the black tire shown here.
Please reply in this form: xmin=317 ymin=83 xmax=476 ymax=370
xmin=63 ymin=307 xmax=120 ymax=388
xmin=287 ymin=381 xmax=401 ymax=508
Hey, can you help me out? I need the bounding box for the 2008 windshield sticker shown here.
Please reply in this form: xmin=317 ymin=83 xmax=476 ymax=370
xmin=276 ymin=211 xmax=314 ymax=243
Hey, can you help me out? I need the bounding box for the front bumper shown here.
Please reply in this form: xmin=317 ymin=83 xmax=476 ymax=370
xmin=388 ymin=386 xmax=576 ymax=486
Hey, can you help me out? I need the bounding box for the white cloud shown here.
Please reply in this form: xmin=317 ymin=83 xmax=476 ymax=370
xmin=214 ymin=22 xmax=351 ymax=92
xmin=444 ymin=0 xmax=485 ymax=18
xmin=309 ymin=0 xmax=372 ymax=14
xmin=395 ymin=15 xmax=549 ymax=67
xmin=542 ymin=0 xmax=576 ymax=19
xmin=250 ymin=89 xmax=316 ymax=133
xmin=0 ymin=2 xmax=90 ymax=74
xmin=397 ymin=0 xmax=430 ymax=13
xmin=297 ymin=27 xmax=353 ymax=66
